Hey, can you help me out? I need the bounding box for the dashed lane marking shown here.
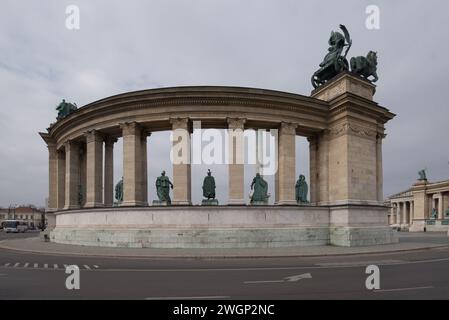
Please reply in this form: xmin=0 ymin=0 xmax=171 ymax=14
xmin=23 ymin=263 xmax=29 ymax=268
xmin=0 ymin=263 xmax=100 ymax=270
xmin=84 ymin=265 xmax=91 ymax=270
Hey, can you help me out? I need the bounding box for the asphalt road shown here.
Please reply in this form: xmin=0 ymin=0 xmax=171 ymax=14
xmin=1 ymin=232 xmax=449 ymax=299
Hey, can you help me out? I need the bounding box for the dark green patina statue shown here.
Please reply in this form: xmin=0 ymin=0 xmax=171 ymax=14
xmin=295 ymin=175 xmax=309 ymax=204
xmin=56 ymin=99 xmax=77 ymax=120
xmin=115 ymin=177 xmax=123 ymax=204
xmin=202 ymin=169 xmax=216 ymax=200
xmin=250 ymin=173 xmax=269 ymax=204
xmin=312 ymin=24 xmax=351 ymax=88
xmin=431 ymin=208 xmax=438 ymax=219
xmin=418 ymin=169 xmax=427 ymax=181
xmin=155 ymin=171 xmax=173 ymax=204
xmin=202 ymin=169 xmax=218 ymax=205
xmin=445 ymin=207 xmax=449 ymax=218
xmin=350 ymin=51 xmax=378 ymax=82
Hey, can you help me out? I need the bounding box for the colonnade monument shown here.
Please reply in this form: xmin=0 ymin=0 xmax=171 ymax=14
xmin=39 ymin=25 xmax=397 ymax=248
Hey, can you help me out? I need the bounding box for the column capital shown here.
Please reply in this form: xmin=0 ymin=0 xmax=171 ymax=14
xmin=104 ymin=136 xmax=119 ymax=146
xmin=120 ymin=121 xmax=142 ymax=136
xmin=170 ymin=117 xmax=190 ymax=129
xmin=227 ymin=117 xmax=246 ymax=129
xmin=85 ymin=129 xmax=104 ymax=143
xmin=279 ymin=122 xmax=297 ymax=135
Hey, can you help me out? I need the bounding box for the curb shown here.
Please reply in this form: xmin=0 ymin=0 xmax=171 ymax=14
xmin=1 ymin=238 xmax=449 ymax=259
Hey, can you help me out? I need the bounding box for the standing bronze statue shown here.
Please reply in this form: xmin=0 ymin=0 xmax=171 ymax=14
xmin=115 ymin=177 xmax=123 ymax=205
xmin=295 ymin=175 xmax=309 ymax=204
xmin=155 ymin=171 xmax=173 ymax=204
xmin=418 ymin=169 xmax=427 ymax=181
xmin=202 ymin=169 xmax=218 ymax=205
xmin=250 ymin=173 xmax=269 ymax=204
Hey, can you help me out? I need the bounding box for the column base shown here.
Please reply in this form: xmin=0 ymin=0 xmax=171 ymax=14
xmin=409 ymin=220 xmax=426 ymax=232
xmin=228 ymin=199 xmax=245 ymax=205
xmin=172 ymin=201 xmax=192 ymax=206
xmin=276 ymin=200 xmax=297 ymax=206
xmin=120 ymin=201 xmax=148 ymax=207
xmin=84 ymin=202 xmax=104 ymax=208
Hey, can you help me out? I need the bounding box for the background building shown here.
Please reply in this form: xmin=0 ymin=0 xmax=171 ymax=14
xmin=387 ymin=179 xmax=449 ymax=232
xmin=0 ymin=206 xmax=45 ymax=229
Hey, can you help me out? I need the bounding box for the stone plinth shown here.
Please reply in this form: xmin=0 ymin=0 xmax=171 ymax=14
xmin=202 ymin=199 xmax=219 ymax=206
xmin=152 ymin=200 xmax=170 ymax=206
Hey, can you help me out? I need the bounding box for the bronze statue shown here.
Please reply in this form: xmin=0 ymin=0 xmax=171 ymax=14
xmin=156 ymin=171 xmax=173 ymax=204
xmin=295 ymin=175 xmax=309 ymax=204
xmin=350 ymin=51 xmax=378 ymax=82
xmin=202 ymin=169 xmax=216 ymax=200
xmin=56 ymin=99 xmax=77 ymax=120
xmin=312 ymin=24 xmax=351 ymax=88
xmin=418 ymin=169 xmax=427 ymax=181
xmin=115 ymin=177 xmax=123 ymax=204
xmin=431 ymin=208 xmax=438 ymax=219
xmin=250 ymin=173 xmax=269 ymax=204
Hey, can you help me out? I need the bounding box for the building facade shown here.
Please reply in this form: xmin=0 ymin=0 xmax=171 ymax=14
xmin=0 ymin=206 xmax=45 ymax=229
xmin=387 ymin=179 xmax=449 ymax=232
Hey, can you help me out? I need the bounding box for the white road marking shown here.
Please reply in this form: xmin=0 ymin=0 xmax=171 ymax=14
xmin=374 ymin=286 xmax=434 ymax=293
xmin=34 ymin=263 xmax=38 ymax=268
xmin=4 ymin=263 xmax=10 ymax=267
xmin=84 ymin=265 xmax=91 ymax=270
xmin=245 ymin=273 xmax=312 ymax=284
xmin=53 ymin=264 xmax=58 ymax=269
xmin=145 ymin=296 xmax=229 ymax=300
xmin=93 ymin=265 xmax=99 ymax=269
xmin=23 ymin=263 xmax=29 ymax=268
xmin=44 ymin=264 xmax=48 ymax=269
xmin=13 ymin=263 xmax=19 ymax=267
xmin=63 ymin=264 xmax=68 ymax=269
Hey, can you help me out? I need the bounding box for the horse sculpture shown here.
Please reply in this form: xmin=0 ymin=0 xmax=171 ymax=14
xmin=350 ymin=51 xmax=379 ymax=83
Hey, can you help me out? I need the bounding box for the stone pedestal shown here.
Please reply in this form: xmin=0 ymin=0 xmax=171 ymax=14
xmin=152 ymin=200 xmax=170 ymax=206
xmin=202 ymin=199 xmax=219 ymax=206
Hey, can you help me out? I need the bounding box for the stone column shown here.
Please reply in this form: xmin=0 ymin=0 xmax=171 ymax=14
xmin=315 ymin=131 xmax=330 ymax=205
xmin=227 ymin=118 xmax=246 ymax=205
xmin=141 ymin=132 xmax=149 ymax=205
xmin=170 ymin=118 xmax=191 ymax=205
xmin=438 ymin=193 xmax=444 ymax=220
xmin=410 ymin=180 xmax=428 ymax=232
xmin=47 ymin=142 xmax=58 ymax=211
xmin=57 ymin=150 xmax=66 ymax=209
xmin=276 ymin=122 xmax=297 ymax=205
xmin=308 ymin=137 xmax=318 ymax=204
xmin=64 ymin=140 xmax=81 ymax=210
xmin=85 ymin=130 xmax=104 ymax=208
xmin=121 ymin=122 xmax=146 ymax=206
xmin=104 ymin=137 xmax=117 ymax=207
xmin=376 ymin=134 xmax=384 ymax=201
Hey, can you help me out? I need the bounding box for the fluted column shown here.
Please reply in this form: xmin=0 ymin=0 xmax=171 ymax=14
xmin=85 ymin=130 xmax=104 ymax=208
xmin=64 ymin=140 xmax=81 ymax=210
xmin=104 ymin=137 xmax=117 ymax=207
xmin=121 ymin=122 xmax=146 ymax=206
xmin=276 ymin=122 xmax=297 ymax=205
xmin=170 ymin=118 xmax=191 ymax=205
xmin=376 ymin=134 xmax=384 ymax=202
xmin=227 ymin=118 xmax=246 ymax=205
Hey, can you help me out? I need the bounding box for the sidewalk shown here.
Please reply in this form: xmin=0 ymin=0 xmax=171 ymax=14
xmin=0 ymin=233 xmax=448 ymax=258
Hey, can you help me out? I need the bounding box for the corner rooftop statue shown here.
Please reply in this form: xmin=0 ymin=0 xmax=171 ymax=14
xmin=39 ymin=24 xmax=397 ymax=248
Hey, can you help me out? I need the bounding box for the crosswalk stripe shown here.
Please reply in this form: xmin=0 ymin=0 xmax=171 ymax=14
xmin=63 ymin=264 xmax=68 ymax=269
xmin=44 ymin=264 xmax=48 ymax=269
xmin=24 ymin=263 xmax=29 ymax=268
xmin=13 ymin=263 xmax=20 ymax=267
xmin=34 ymin=263 xmax=38 ymax=268
xmin=93 ymin=265 xmax=99 ymax=269
xmin=84 ymin=265 xmax=91 ymax=270
xmin=53 ymin=264 xmax=58 ymax=269
xmin=4 ymin=263 xmax=10 ymax=267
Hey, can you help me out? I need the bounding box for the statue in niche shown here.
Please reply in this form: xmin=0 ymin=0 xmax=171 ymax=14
xmin=431 ymin=208 xmax=438 ymax=219
xmin=155 ymin=171 xmax=173 ymax=204
xmin=115 ymin=177 xmax=123 ymax=205
xmin=202 ymin=169 xmax=218 ymax=205
xmin=295 ymin=175 xmax=309 ymax=204
xmin=250 ymin=173 xmax=269 ymax=204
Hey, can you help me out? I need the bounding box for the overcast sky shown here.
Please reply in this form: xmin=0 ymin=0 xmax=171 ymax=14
xmin=0 ymin=0 xmax=448 ymax=207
